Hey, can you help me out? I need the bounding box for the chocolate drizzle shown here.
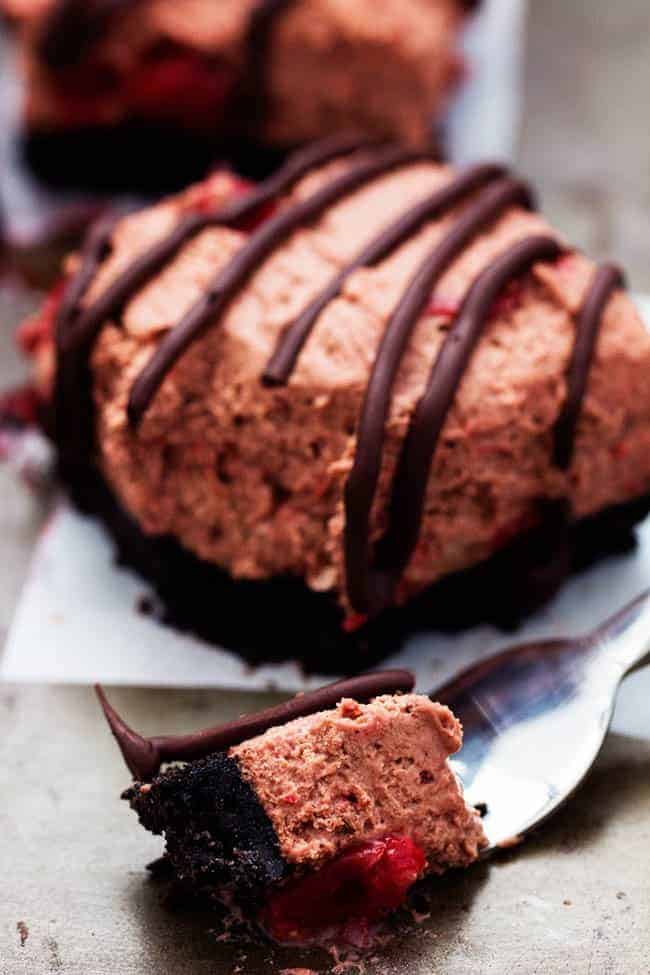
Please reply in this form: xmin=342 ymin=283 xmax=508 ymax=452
xmin=357 ymin=236 xmax=563 ymax=612
xmin=344 ymin=182 xmax=541 ymax=612
xmin=242 ymin=0 xmax=296 ymax=130
xmin=53 ymin=210 xmax=123 ymax=486
xmin=59 ymin=133 xmax=378 ymax=354
xmin=127 ymin=145 xmax=437 ymax=425
xmin=553 ymin=264 xmax=625 ymax=470
xmin=56 ymin=210 xmax=121 ymax=346
xmin=53 ymin=134 xmax=378 ymax=472
xmin=96 ymin=669 xmax=414 ymax=781
xmin=263 ymin=163 xmax=509 ymax=385
xmin=53 ymin=141 xmax=627 ymax=619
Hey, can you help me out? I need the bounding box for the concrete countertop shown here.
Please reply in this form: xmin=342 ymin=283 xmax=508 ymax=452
xmin=2 ymin=685 xmax=650 ymax=975
xmin=2 ymin=1 xmax=650 ymax=972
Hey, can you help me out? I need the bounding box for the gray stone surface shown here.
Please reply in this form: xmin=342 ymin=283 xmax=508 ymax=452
xmin=2 ymin=2 xmax=650 ymax=972
xmin=1 ymin=685 xmax=650 ymax=975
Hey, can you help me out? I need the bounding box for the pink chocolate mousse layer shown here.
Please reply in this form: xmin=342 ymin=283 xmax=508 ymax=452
xmin=233 ymin=693 xmax=485 ymax=871
xmin=27 ymin=149 xmax=650 ymax=619
xmin=3 ymin=0 xmax=469 ymax=143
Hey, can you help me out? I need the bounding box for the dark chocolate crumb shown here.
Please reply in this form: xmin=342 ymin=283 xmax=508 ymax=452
xmin=137 ymin=594 xmax=154 ymax=616
xmin=146 ymin=856 xmax=174 ymax=878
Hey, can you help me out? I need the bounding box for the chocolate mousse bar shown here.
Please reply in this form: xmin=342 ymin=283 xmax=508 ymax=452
xmin=2 ymin=0 xmax=476 ymax=185
xmin=23 ymin=136 xmax=650 ymax=666
xmin=97 ymin=671 xmax=487 ymax=942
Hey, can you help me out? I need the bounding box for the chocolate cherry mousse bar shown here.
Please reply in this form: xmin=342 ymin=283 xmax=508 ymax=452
xmin=3 ymin=0 xmax=476 ymax=185
xmin=23 ymin=136 xmax=650 ymax=666
xmin=97 ymin=671 xmax=487 ymax=943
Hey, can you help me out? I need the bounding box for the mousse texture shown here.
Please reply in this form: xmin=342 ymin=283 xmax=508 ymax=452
xmin=3 ymin=0 xmax=470 ymax=146
xmin=232 ymin=693 xmax=485 ymax=871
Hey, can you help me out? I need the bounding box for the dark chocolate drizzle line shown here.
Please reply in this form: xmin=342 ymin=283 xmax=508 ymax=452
xmin=52 ymin=211 xmax=123 ymax=472
xmin=553 ymin=264 xmax=625 ymax=470
xmin=344 ymin=181 xmax=538 ymax=612
xmin=127 ymin=146 xmax=438 ymax=426
xmin=56 ymin=210 xmax=121 ymax=344
xmin=263 ymin=163 xmax=509 ymax=385
xmin=60 ymin=133 xmax=378 ymax=353
xmin=241 ymin=0 xmax=296 ymax=130
xmin=362 ymin=236 xmax=563 ymax=613
xmin=53 ymin=134 xmax=377 ymax=486
xmin=96 ymin=670 xmax=415 ymax=781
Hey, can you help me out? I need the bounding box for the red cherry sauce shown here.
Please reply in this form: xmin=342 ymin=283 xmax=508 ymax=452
xmin=261 ymin=834 xmax=425 ymax=945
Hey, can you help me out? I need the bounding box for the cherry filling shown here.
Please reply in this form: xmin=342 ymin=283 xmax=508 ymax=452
xmin=124 ymin=51 xmax=237 ymax=128
xmin=186 ymin=173 xmax=278 ymax=231
xmin=49 ymin=44 xmax=237 ymax=130
xmin=260 ymin=834 xmax=426 ymax=944
xmin=17 ymin=278 xmax=64 ymax=358
xmin=0 ymin=385 xmax=42 ymax=429
xmin=490 ymin=279 xmax=524 ymax=319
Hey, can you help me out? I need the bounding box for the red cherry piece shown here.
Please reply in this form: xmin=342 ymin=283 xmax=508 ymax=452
xmin=17 ymin=279 xmax=66 ymax=355
xmin=0 ymin=385 xmax=41 ymax=427
xmin=342 ymin=612 xmax=369 ymax=633
xmin=125 ymin=54 xmax=236 ymax=127
xmin=427 ymin=296 xmax=460 ymax=319
xmin=260 ymin=834 xmax=426 ymax=944
xmin=490 ymin=280 xmax=523 ymax=319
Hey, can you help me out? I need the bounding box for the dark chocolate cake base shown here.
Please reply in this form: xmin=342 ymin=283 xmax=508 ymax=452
xmin=124 ymin=753 xmax=288 ymax=910
xmin=22 ymin=124 xmax=444 ymax=195
xmin=23 ymin=125 xmax=291 ymax=194
xmin=64 ymin=456 xmax=650 ymax=673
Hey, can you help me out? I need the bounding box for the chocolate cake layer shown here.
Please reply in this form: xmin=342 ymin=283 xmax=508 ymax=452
xmin=125 ymin=752 xmax=288 ymax=908
xmin=85 ymin=463 xmax=650 ymax=670
xmin=21 ymin=126 xmax=291 ymax=193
